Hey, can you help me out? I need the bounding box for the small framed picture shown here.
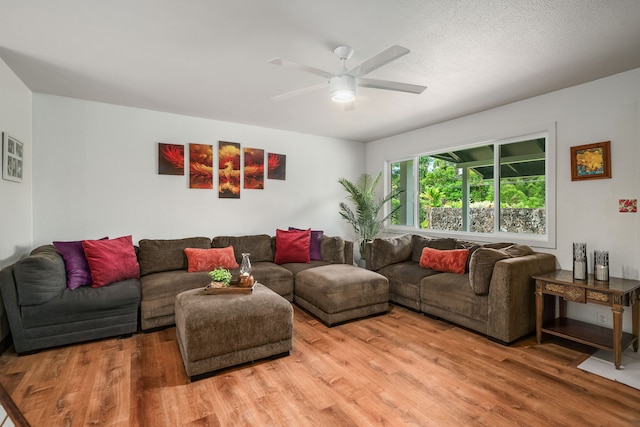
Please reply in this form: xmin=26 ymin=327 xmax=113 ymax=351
xmin=2 ymin=133 xmax=24 ymax=183
xmin=570 ymin=141 xmax=611 ymax=181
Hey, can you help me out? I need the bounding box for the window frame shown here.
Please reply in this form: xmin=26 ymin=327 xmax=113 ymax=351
xmin=384 ymin=123 xmax=556 ymax=249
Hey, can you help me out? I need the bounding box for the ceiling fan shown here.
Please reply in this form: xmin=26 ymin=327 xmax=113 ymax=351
xmin=268 ymin=45 xmax=427 ymax=108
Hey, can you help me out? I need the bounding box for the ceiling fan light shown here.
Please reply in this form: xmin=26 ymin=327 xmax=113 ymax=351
xmin=331 ymin=89 xmax=356 ymax=103
xmin=330 ymin=75 xmax=356 ymax=103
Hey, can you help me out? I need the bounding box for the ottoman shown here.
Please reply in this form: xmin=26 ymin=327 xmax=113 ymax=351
xmin=294 ymin=264 xmax=389 ymax=326
xmin=175 ymin=284 xmax=293 ymax=379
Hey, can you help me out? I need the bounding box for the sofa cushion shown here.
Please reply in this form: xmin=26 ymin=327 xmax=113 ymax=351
xmin=279 ymin=260 xmax=330 ymax=276
xmin=503 ymin=244 xmax=535 ymax=257
xmin=184 ymin=247 xmax=239 ymax=272
xmin=289 ymin=227 xmax=323 ymax=261
xmin=411 ymin=235 xmax=457 ymax=262
xmin=455 ymin=240 xmax=482 ymax=273
xmin=320 ymin=236 xmax=345 ymax=264
xmin=212 ymin=234 xmax=274 ymax=263
xmin=139 ymin=237 xmax=212 ymax=275
xmin=420 ymin=272 xmax=489 ymax=325
xmin=468 ymin=248 xmax=512 ymax=295
xmin=53 ymin=238 xmax=107 ymax=289
xmin=21 ymin=278 xmax=141 ymax=329
xmin=419 ymin=247 xmax=469 ymax=275
xmin=274 ymin=228 xmax=311 ymax=264
xmin=370 ymin=234 xmax=413 ymax=271
xmin=82 ymin=235 xmax=140 ymax=288
xmin=140 ymin=270 xmax=210 ymax=302
xmin=468 ymin=244 xmax=535 ymax=295
xmin=13 ymin=245 xmax=67 ymax=306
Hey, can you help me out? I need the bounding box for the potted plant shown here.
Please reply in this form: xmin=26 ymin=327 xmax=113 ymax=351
xmin=338 ymin=171 xmax=404 ymax=266
xmin=208 ymin=267 xmax=232 ymax=288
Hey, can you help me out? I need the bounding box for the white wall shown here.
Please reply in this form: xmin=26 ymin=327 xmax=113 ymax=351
xmin=32 ymin=94 xmax=364 ymax=246
xmin=0 ymin=57 xmax=32 ymax=343
xmin=367 ymin=68 xmax=640 ymax=330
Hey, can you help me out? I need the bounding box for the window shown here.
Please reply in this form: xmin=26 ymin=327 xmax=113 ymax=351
xmin=388 ymin=126 xmax=555 ymax=247
xmin=390 ymin=159 xmax=414 ymax=226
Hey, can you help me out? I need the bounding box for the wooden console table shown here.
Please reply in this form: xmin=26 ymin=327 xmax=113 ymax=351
xmin=533 ymin=270 xmax=640 ymax=369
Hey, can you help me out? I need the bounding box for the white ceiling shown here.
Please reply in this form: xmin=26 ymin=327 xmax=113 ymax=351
xmin=2 ymin=1 xmax=640 ymax=143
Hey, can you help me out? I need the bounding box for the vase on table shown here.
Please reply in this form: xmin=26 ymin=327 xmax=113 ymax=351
xmin=239 ymin=253 xmax=254 ymax=287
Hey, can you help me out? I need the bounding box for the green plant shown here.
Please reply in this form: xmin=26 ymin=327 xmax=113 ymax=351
xmin=338 ymin=172 xmax=404 ymax=259
xmin=208 ymin=267 xmax=232 ymax=286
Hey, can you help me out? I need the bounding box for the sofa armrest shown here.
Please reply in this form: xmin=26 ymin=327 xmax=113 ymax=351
xmin=344 ymin=240 xmax=354 ymax=266
xmin=0 ymin=266 xmax=30 ymax=354
xmin=486 ymin=252 xmax=557 ymax=343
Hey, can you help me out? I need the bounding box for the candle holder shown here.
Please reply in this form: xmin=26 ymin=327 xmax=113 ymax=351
xmin=594 ymin=250 xmax=609 ymax=282
xmin=573 ymin=242 xmax=587 ymax=280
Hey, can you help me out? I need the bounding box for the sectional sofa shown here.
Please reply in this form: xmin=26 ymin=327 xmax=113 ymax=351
xmin=0 ymin=230 xmax=556 ymax=354
xmin=365 ymin=234 xmax=557 ymax=343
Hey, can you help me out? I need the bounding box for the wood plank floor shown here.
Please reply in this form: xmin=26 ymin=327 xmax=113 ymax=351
xmin=0 ymin=304 xmax=639 ymax=426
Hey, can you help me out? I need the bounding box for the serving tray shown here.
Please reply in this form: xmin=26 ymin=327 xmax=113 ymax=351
xmin=203 ymin=283 xmax=256 ymax=295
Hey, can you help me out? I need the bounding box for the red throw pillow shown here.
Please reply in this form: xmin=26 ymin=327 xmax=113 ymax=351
xmin=184 ymin=247 xmax=239 ymax=272
xmin=274 ymin=228 xmax=311 ymax=264
xmin=82 ymin=235 xmax=140 ymax=287
xmin=419 ymin=247 xmax=469 ymax=275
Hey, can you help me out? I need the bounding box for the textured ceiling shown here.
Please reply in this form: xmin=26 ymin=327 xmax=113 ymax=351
xmin=1 ymin=0 xmax=640 ymax=142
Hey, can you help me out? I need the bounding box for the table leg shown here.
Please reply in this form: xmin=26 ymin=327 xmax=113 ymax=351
xmin=633 ymin=290 xmax=639 ymax=352
xmin=535 ymin=281 xmax=543 ymax=344
xmin=612 ymin=304 xmax=624 ymax=369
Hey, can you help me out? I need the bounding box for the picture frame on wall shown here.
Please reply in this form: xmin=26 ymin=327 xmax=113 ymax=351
xmin=570 ymin=140 xmax=611 ymax=181
xmin=2 ymin=133 xmax=23 ymax=183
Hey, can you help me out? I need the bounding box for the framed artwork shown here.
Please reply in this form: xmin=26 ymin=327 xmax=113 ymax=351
xmin=2 ymin=133 xmax=23 ymax=183
xmin=189 ymin=143 xmax=213 ymax=188
xmin=158 ymin=143 xmax=184 ymax=175
xmin=244 ymin=147 xmax=264 ymax=189
xmin=570 ymin=141 xmax=611 ymax=181
xmin=218 ymin=141 xmax=241 ymax=198
xmin=267 ymin=153 xmax=286 ymax=180
xmin=619 ymin=199 xmax=637 ymax=213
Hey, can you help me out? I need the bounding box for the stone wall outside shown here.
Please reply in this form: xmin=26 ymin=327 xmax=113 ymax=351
xmin=427 ymin=207 xmax=546 ymax=234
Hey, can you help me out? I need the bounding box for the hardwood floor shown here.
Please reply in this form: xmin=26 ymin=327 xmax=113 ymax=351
xmin=0 ymin=304 xmax=639 ymax=426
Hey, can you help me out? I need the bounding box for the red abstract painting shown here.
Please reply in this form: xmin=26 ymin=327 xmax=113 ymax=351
xmin=189 ymin=143 xmax=213 ymax=189
xmin=267 ymin=153 xmax=286 ymax=180
xmin=244 ymin=147 xmax=264 ymax=189
xmin=219 ymin=141 xmax=241 ymax=198
xmin=158 ymin=143 xmax=184 ymax=175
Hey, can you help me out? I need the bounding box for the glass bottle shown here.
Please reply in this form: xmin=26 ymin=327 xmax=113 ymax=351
xmin=240 ymin=253 xmax=251 ymax=284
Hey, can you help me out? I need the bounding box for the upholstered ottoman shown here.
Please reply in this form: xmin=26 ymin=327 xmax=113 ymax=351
xmin=294 ymin=264 xmax=389 ymax=326
xmin=175 ymin=284 xmax=293 ymax=379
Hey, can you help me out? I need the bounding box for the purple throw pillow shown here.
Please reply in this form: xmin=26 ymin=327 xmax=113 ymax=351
xmin=288 ymin=227 xmax=323 ymax=261
xmin=53 ymin=237 xmax=107 ymax=289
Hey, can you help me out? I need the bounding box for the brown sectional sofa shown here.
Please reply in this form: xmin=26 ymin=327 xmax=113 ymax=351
xmin=139 ymin=234 xmax=354 ymax=330
xmin=366 ymin=234 xmax=557 ymax=343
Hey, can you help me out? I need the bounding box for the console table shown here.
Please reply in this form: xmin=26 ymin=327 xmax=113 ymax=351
xmin=533 ymin=270 xmax=640 ymax=369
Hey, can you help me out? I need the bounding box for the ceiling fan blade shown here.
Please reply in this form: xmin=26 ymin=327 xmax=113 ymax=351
xmin=270 ymin=83 xmax=327 ymax=101
xmin=268 ymin=58 xmax=333 ymax=80
xmin=358 ymin=77 xmax=427 ymax=94
xmin=348 ymin=45 xmax=410 ymax=77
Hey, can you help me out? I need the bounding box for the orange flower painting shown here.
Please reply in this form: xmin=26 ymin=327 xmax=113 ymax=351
xmin=219 ymin=141 xmax=241 ymax=198
xmin=570 ymin=141 xmax=611 ymax=181
xmin=576 ymin=147 xmax=604 ymax=175
xmin=189 ymin=143 xmax=213 ymax=188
